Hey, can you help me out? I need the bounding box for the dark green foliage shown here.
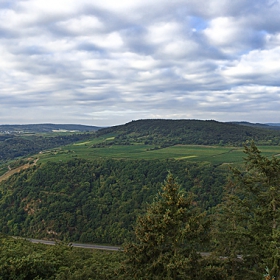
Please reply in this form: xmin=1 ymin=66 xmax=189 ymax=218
xmin=96 ymin=119 xmax=280 ymax=147
xmin=214 ymin=141 xmax=280 ymax=279
xmin=0 ymin=234 xmax=124 ymax=280
xmin=0 ymin=133 xmax=93 ymax=161
xmin=121 ymin=174 xmax=224 ymax=279
xmin=0 ymin=159 xmax=226 ymax=244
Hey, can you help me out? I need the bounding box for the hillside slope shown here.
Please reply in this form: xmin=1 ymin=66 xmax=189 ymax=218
xmin=96 ymin=119 xmax=280 ymax=146
xmin=0 ymin=158 xmax=226 ymax=244
xmin=0 ymin=133 xmax=94 ymax=162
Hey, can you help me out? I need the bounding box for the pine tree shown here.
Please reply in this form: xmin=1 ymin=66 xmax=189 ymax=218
xmin=214 ymin=141 xmax=280 ymax=279
xmin=121 ymin=173 xmax=212 ymax=279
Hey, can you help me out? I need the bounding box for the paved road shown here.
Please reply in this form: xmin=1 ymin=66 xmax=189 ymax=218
xmin=26 ymin=238 xmax=121 ymax=251
xmin=22 ymin=238 xmax=212 ymax=256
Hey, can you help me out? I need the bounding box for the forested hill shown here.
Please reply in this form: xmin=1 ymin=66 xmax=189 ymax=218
xmin=96 ymin=119 xmax=280 ymax=146
xmin=0 ymin=158 xmax=225 ymax=244
xmin=0 ymin=133 xmax=93 ymax=162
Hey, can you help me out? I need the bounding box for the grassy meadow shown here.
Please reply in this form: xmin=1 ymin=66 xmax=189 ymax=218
xmin=2 ymin=132 xmax=280 ymax=174
xmin=36 ymin=135 xmax=280 ymax=165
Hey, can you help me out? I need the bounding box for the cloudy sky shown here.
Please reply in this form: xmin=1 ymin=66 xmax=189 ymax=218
xmin=1 ymin=0 xmax=280 ymax=126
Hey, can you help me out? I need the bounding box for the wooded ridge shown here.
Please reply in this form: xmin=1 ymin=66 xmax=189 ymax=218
xmin=96 ymin=119 xmax=280 ymax=147
xmin=0 ymin=158 xmax=226 ymax=244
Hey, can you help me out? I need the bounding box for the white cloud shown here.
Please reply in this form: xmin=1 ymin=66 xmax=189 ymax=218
xmin=222 ymin=47 xmax=280 ymax=82
xmin=18 ymin=0 xmax=79 ymax=17
xmin=147 ymin=22 xmax=181 ymax=44
xmin=95 ymin=32 xmax=124 ymax=49
xmin=204 ymin=17 xmax=239 ymax=45
xmin=0 ymin=0 xmax=280 ymax=125
xmin=265 ymin=32 xmax=280 ymax=48
xmin=57 ymin=16 xmax=103 ymax=35
xmin=203 ymin=17 xmax=256 ymax=55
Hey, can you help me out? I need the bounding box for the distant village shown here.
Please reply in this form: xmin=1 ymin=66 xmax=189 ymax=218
xmin=0 ymin=130 xmax=22 ymax=134
xmin=0 ymin=130 xmax=76 ymax=134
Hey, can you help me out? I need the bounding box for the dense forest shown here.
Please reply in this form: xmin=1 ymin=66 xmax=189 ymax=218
xmin=1 ymin=143 xmax=280 ymax=279
xmin=0 ymin=133 xmax=94 ymax=162
xmin=96 ymin=119 xmax=280 ymax=147
xmin=0 ymin=158 xmax=226 ymax=244
xmin=0 ymin=234 xmax=124 ymax=279
xmin=122 ymin=144 xmax=280 ymax=279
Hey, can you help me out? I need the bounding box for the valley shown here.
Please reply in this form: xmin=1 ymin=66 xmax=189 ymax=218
xmin=1 ymin=119 xmax=280 ymax=279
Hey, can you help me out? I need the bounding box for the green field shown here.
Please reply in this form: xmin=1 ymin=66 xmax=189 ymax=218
xmin=3 ymin=132 xmax=279 ymax=166
xmin=36 ymin=136 xmax=280 ymax=165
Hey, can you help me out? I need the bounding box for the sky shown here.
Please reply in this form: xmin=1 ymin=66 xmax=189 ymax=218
xmin=1 ymin=0 xmax=280 ymax=126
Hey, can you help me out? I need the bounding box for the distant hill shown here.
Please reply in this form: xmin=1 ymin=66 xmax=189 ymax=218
xmin=266 ymin=123 xmax=280 ymax=127
xmin=2 ymin=119 xmax=280 ymax=162
xmin=0 ymin=124 xmax=102 ymax=134
xmin=229 ymin=121 xmax=280 ymax=130
xmin=96 ymin=119 xmax=280 ymax=146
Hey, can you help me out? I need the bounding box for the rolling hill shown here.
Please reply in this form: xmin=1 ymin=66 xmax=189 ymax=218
xmin=96 ymin=119 xmax=280 ymax=146
xmin=1 ymin=119 xmax=280 ymax=245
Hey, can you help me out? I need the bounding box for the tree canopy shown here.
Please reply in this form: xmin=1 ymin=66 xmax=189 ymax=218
xmin=96 ymin=119 xmax=280 ymax=147
xmin=214 ymin=141 xmax=280 ymax=279
xmin=0 ymin=159 xmax=225 ymax=244
xmin=122 ymin=173 xmax=219 ymax=279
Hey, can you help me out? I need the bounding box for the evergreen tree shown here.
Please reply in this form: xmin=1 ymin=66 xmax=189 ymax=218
xmin=214 ymin=141 xmax=280 ymax=279
xmin=121 ymin=173 xmax=215 ymax=279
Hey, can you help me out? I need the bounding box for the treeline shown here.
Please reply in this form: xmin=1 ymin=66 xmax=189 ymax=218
xmin=121 ymin=142 xmax=280 ymax=279
xmin=0 ymin=234 xmax=124 ymax=279
xmin=96 ymin=119 xmax=280 ymax=147
xmin=2 ymin=119 xmax=280 ymax=162
xmin=0 ymin=159 xmax=226 ymax=244
xmin=0 ymin=133 xmax=93 ymax=161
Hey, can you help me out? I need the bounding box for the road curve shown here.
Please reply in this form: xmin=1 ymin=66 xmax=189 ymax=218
xmin=26 ymin=238 xmax=121 ymax=251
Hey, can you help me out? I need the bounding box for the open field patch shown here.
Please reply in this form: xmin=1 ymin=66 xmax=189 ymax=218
xmin=106 ymin=137 xmax=115 ymax=140
xmin=176 ymin=156 xmax=197 ymax=160
xmin=5 ymin=133 xmax=279 ymax=167
xmin=33 ymin=143 xmax=280 ymax=166
xmin=73 ymin=141 xmax=91 ymax=146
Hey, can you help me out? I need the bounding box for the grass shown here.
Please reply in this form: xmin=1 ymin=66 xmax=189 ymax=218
xmin=37 ymin=140 xmax=280 ymax=166
xmin=3 ymin=132 xmax=280 ymax=170
xmin=1 ymin=139 xmax=280 ymax=183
